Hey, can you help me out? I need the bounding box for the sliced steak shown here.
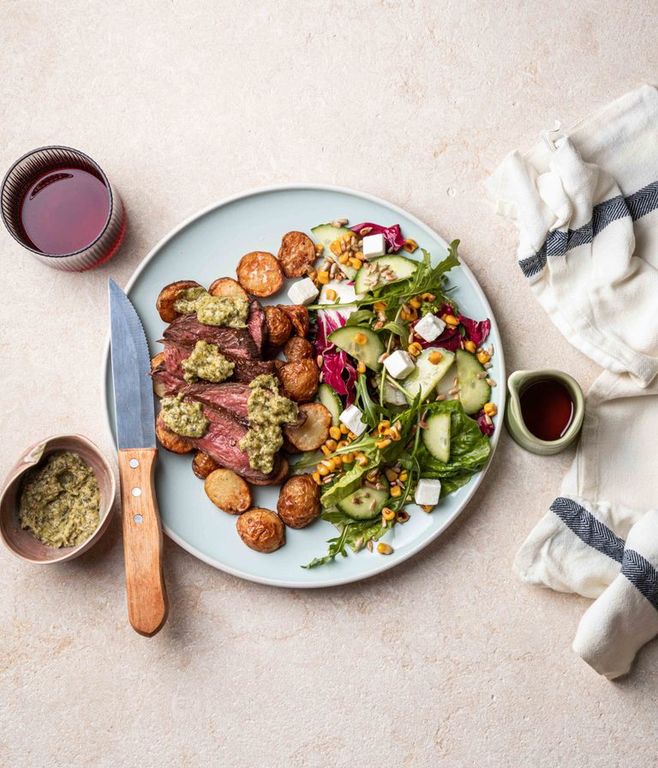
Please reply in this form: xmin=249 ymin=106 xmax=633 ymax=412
xmin=247 ymin=300 xmax=266 ymax=353
xmin=152 ymin=370 xmax=251 ymax=422
xmin=163 ymin=315 xmax=257 ymax=359
xmin=231 ymin=359 xmax=277 ymax=383
xmin=193 ymin=406 xmax=274 ymax=483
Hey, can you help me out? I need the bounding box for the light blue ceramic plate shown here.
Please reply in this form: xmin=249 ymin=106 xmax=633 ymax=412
xmin=103 ymin=185 xmax=505 ymax=588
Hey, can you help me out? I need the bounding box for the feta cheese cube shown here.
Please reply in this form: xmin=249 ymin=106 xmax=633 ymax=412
xmin=383 ymin=350 xmax=415 ymax=380
xmin=362 ymin=233 xmax=386 ymax=259
xmin=414 ymin=313 xmax=446 ymax=343
xmin=287 ymin=278 xmax=319 ymax=306
xmin=414 ymin=479 xmax=442 ymax=506
xmin=339 ymin=404 xmax=367 ymax=436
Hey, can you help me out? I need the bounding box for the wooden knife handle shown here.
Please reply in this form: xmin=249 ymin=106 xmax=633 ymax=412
xmin=118 ymin=448 xmax=168 ymax=637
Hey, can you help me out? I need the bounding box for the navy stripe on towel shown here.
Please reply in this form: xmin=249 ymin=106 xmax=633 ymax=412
xmin=621 ymin=549 xmax=658 ymax=612
xmin=550 ymin=497 xmax=625 ymax=564
xmin=519 ymin=180 xmax=658 ymax=279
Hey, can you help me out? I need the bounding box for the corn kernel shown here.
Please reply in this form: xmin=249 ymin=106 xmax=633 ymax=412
xmin=331 ymin=457 xmax=343 ymax=471
xmin=399 ymin=470 xmax=408 ymax=482
xmin=382 ymin=507 xmax=396 ymax=522
xmin=388 ymin=427 xmax=401 ymax=442
xmin=443 ymin=314 xmax=459 ymax=327
xmin=307 ymin=269 xmax=317 ymax=281
xmin=317 ymin=270 xmax=330 ymax=285
xmin=347 ymin=431 xmax=356 ymax=440
xmin=421 ymin=504 xmax=434 ymax=513
xmin=483 ymin=402 xmax=497 ymax=417
xmin=349 ymin=257 xmax=362 ymax=270
xmin=340 ymin=424 xmax=349 ymax=435
xmin=321 ymin=444 xmax=332 ymax=456
xmin=330 ymin=239 xmax=342 ymax=256
xmin=317 ymin=464 xmax=330 ymax=477
xmin=354 ymin=332 xmax=368 ymax=345
xmin=377 ymin=420 xmax=391 ymax=435
xmin=377 ymin=542 xmax=394 ymax=555
xmin=357 ymin=360 xmax=366 ymax=374
xmin=329 ymin=426 xmax=342 ymax=441
xmin=373 ymin=301 xmax=387 ymax=312
xmin=336 ymin=440 xmax=348 ymax=450
xmin=312 ymin=472 xmax=322 ymax=485
xmin=354 ymin=251 xmax=364 ymax=260
xmin=385 ymin=468 xmax=398 ymax=482
xmin=339 ymin=254 xmax=350 ymax=264
xmin=325 ymin=439 xmax=337 ymax=451
xmin=407 ymin=341 xmax=423 ymax=357
xmin=342 ymin=452 xmax=354 ymax=464
xmin=477 ymin=350 xmax=491 ymax=365
xmin=409 ymin=298 xmax=422 ymax=309
xmin=390 ymin=485 xmax=402 ymax=498
xmin=421 ymin=292 xmax=435 ymax=301
xmin=325 ymin=288 xmax=337 ymax=301
xmin=403 ymin=238 xmax=419 ymax=253
xmin=375 ymin=438 xmax=392 ymax=450
xmin=355 ymin=453 xmax=369 ymax=466
xmin=428 ymin=350 xmax=443 ymax=365
xmin=464 ymin=340 xmax=476 ymax=354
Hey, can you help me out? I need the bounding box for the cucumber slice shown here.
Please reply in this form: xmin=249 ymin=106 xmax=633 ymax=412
xmin=337 ymin=480 xmax=390 ymax=520
xmin=456 ymin=349 xmax=491 ymax=414
xmin=318 ymin=383 xmax=342 ymax=426
xmin=403 ymin=348 xmax=455 ymax=403
xmin=422 ymin=412 xmax=451 ymax=462
xmin=311 ymin=223 xmax=357 ymax=279
xmin=354 ymin=254 xmax=418 ymax=293
xmin=329 ymin=326 xmax=384 ymax=371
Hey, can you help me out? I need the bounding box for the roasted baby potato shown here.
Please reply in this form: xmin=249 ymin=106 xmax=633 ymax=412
xmin=283 ymin=403 xmax=331 ymax=451
xmin=247 ymin=457 xmax=290 ymax=486
xmin=192 ymin=451 xmax=219 ymax=480
xmin=156 ymin=280 xmax=204 ymax=323
xmin=155 ymin=415 xmax=194 ymax=454
xmin=264 ymin=306 xmax=293 ymax=347
xmin=278 ymin=304 xmax=310 ymax=337
xmin=277 ymin=474 xmax=320 ymax=528
xmin=278 ymin=359 xmax=320 ymax=402
xmin=283 ymin=336 xmax=315 ymax=361
xmin=204 ymin=468 xmax=252 ymax=514
xmin=208 ymin=276 xmax=248 ymax=301
xmin=236 ymin=508 xmax=285 ymax=553
xmin=277 ymin=231 xmax=317 ymax=278
xmin=236 ymin=251 xmax=283 ymax=297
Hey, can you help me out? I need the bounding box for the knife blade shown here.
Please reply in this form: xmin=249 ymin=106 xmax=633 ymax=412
xmin=109 ymin=279 xmax=168 ymax=637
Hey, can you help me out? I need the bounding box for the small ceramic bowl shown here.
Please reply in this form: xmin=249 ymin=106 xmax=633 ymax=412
xmin=505 ymin=369 xmax=585 ymax=455
xmin=0 ymin=434 xmax=116 ymax=564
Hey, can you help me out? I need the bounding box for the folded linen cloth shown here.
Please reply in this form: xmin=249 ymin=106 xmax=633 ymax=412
xmin=573 ymin=508 xmax=658 ymax=679
xmin=486 ymin=85 xmax=658 ymax=387
xmin=488 ymin=85 xmax=658 ymax=677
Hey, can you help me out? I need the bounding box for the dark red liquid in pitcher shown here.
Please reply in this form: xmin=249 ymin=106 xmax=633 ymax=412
xmin=19 ymin=167 xmax=110 ymax=255
xmin=520 ymin=379 xmax=574 ymax=441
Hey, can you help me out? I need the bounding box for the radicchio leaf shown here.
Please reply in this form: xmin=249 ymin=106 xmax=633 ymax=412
xmin=349 ymin=222 xmax=405 ymax=252
xmin=476 ymin=410 xmax=495 ymax=437
xmin=459 ymin=315 xmax=491 ymax=347
xmin=314 ymin=311 xmax=358 ymax=404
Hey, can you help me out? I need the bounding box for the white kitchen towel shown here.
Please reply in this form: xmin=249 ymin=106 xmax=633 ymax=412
xmin=514 ymin=370 xmax=658 ymax=597
xmin=573 ymin=508 xmax=658 ymax=679
xmin=486 ymin=84 xmax=658 ymax=386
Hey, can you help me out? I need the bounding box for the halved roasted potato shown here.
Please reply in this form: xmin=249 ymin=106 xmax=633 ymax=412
xmin=208 ymin=277 xmax=248 ymax=301
xmin=278 ymin=360 xmax=320 ymax=402
xmin=236 ymin=251 xmax=283 ymax=297
xmin=155 ymin=415 xmax=194 ymax=454
xmin=277 ymin=474 xmax=320 ymax=528
xmin=283 ymin=403 xmax=331 ymax=451
xmin=192 ymin=451 xmax=219 ymax=480
xmin=236 ymin=508 xmax=285 ymax=553
xmin=278 ymin=231 xmax=317 ymax=278
xmin=204 ymin=468 xmax=252 ymax=514
xmin=278 ymin=304 xmax=310 ymax=337
xmin=264 ymin=306 xmax=293 ymax=347
xmin=283 ymin=336 xmax=315 ymax=361
xmin=156 ymin=280 xmax=204 ymax=323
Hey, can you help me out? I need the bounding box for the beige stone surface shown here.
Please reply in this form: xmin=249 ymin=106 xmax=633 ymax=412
xmin=1 ymin=1 xmax=656 ymax=765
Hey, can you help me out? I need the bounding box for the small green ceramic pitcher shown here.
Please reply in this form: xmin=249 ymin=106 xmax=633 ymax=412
xmin=505 ymin=369 xmax=585 ymax=455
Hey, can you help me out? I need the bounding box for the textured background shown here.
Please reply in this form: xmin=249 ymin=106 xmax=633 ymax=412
xmin=1 ymin=1 xmax=656 ymax=766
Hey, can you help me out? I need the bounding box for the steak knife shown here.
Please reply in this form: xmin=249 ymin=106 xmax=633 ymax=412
xmin=109 ymin=279 xmax=168 ymax=637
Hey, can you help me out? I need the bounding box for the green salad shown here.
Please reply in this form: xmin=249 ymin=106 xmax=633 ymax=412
xmin=299 ymin=222 xmax=497 ymax=568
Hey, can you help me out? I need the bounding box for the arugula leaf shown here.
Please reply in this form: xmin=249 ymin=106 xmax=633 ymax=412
xmin=303 ymin=523 xmax=350 ymax=569
xmin=381 ymin=320 xmax=409 ymax=348
xmin=356 ymin=374 xmax=381 ymax=427
xmin=303 ymin=507 xmax=390 ymax=567
xmin=345 ymin=309 xmax=375 ymax=327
